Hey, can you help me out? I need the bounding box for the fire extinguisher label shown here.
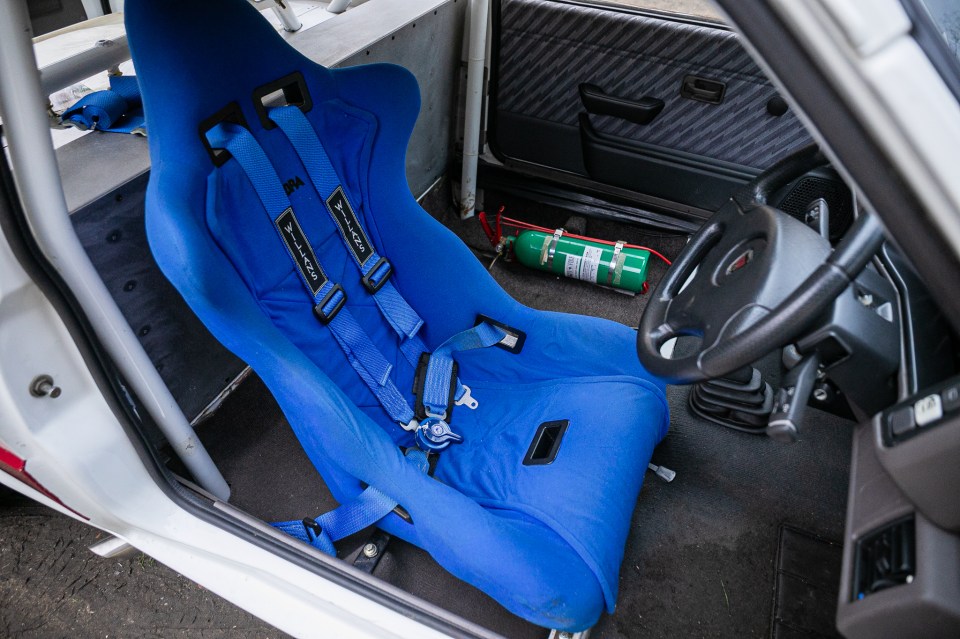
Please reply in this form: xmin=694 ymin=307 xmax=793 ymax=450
xmin=564 ymin=246 xmax=603 ymax=283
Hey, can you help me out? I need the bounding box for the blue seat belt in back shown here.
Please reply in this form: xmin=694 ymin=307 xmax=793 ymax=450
xmin=273 ymin=449 xmax=430 ymax=554
xmin=61 ymin=75 xmax=146 ymax=135
xmin=267 ymin=105 xmax=430 ymax=368
xmin=206 ymin=122 xmax=418 ymax=430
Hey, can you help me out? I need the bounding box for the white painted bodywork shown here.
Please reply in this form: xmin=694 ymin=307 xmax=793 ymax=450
xmin=2 ymin=0 xmax=960 ymax=637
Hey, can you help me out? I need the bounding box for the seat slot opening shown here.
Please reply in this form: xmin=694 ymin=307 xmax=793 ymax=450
xmin=524 ymin=420 xmax=569 ymax=466
xmin=252 ymin=71 xmax=313 ymax=130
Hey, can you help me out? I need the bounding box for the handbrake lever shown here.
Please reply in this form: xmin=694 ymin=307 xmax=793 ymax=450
xmin=767 ymin=352 xmax=821 ymax=442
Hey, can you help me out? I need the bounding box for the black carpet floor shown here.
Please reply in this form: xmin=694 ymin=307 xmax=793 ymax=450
xmin=72 ymin=173 xmax=247 ymax=429
xmin=194 ymin=182 xmax=852 ymax=638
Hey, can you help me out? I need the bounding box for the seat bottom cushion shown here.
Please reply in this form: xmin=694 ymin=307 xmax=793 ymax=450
xmin=416 ymin=374 xmax=668 ymax=628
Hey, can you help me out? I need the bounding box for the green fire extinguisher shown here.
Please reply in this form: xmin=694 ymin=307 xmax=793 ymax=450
xmin=506 ymin=229 xmax=649 ymax=293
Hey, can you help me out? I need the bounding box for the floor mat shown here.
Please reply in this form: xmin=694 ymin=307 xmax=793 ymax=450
xmin=591 ymin=388 xmax=851 ymax=639
xmin=196 ymin=375 xmax=339 ymax=523
xmin=362 ymin=540 xmax=546 ymax=639
xmin=71 ymin=173 xmax=246 ymax=428
xmin=770 ymin=526 xmax=844 ymax=639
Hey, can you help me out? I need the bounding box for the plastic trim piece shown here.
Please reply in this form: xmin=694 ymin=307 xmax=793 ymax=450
xmin=523 ymin=420 xmax=569 ymax=466
xmin=252 ymin=71 xmax=313 ymax=131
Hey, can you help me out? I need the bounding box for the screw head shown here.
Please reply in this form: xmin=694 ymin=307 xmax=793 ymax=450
xmin=813 ymin=388 xmax=829 ymax=402
xmin=30 ymin=375 xmax=61 ymax=399
xmin=362 ymin=543 xmax=379 ymax=559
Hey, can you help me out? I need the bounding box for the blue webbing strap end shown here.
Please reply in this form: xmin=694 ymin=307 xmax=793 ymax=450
xmin=60 ymin=75 xmax=146 ymax=134
xmin=272 ymin=450 xmax=429 ymax=555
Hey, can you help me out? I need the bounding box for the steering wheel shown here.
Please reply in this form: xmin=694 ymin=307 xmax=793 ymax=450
xmin=637 ymin=145 xmax=887 ymax=384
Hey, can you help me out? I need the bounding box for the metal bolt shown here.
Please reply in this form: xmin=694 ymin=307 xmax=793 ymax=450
xmin=557 ymin=632 xmax=574 ymax=639
xmin=813 ymin=387 xmax=829 ymax=402
xmin=858 ymin=292 xmax=874 ymax=307
xmin=362 ymin=543 xmax=379 ymax=559
xmin=30 ymin=375 xmax=61 ymax=399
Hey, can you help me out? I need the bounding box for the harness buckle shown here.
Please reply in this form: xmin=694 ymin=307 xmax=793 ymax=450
xmin=455 ymin=385 xmax=478 ymax=410
xmin=361 ymin=256 xmax=393 ymax=294
xmin=415 ymin=416 xmax=463 ymax=452
xmin=411 ymin=352 xmax=459 ymax=422
xmin=313 ymin=284 xmax=346 ymax=324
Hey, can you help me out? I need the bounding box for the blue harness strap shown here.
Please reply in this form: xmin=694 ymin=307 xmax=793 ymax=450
xmin=208 ymin=118 xmax=509 ymax=452
xmin=268 ymin=105 xmax=489 ymax=415
xmin=273 ymin=449 xmax=429 ymax=554
xmin=61 ymin=75 xmax=146 ymax=134
xmin=423 ymin=322 xmax=507 ymax=419
xmin=206 ymin=122 xmax=416 ymax=428
xmin=268 ymin=106 xmax=429 ymax=365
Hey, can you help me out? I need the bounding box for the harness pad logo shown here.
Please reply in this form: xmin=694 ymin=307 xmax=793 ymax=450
xmin=275 ymin=207 xmax=327 ymax=296
xmin=325 ymin=186 xmax=374 ymax=266
xmin=283 ymin=175 xmax=306 ymax=196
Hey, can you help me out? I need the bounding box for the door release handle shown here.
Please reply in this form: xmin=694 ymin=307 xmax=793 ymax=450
xmin=680 ymin=75 xmax=726 ymax=104
xmin=579 ymin=83 xmax=665 ymax=125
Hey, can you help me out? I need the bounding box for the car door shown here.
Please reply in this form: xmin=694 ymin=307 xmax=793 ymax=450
xmin=489 ymin=0 xmax=815 ymax=214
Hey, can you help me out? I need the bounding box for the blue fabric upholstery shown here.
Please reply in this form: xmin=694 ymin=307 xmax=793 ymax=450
xmin=126 ymin=0 xmax=669 ymax=630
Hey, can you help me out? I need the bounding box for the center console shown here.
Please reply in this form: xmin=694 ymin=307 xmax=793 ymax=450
xmin=836 ymin=380 xmax=960 ymax=638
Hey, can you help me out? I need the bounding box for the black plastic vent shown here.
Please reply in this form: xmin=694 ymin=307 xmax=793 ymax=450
xmin=853 ymin=516 xmax=915 ymax=601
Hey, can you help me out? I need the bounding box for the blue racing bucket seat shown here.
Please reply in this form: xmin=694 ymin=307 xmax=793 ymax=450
xmin=125 ymin=0 xmax=669 ymax=630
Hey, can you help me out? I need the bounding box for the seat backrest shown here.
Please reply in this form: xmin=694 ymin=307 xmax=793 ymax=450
xmin=126 ymin=0 xmax=528 ymax=498
xmin=128 ymin=5 xmax=672 ymax=629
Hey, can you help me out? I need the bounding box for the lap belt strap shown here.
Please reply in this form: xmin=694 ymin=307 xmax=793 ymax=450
xmin=412 ymin=323 xmax=506 ymax=451
xmin=268 ymin=106 xmax=427 ymax=364
xmin=207 ymin=122 xmax=416 ymax=429
xmin=61 ymin=75 xmax=146 ymax=135
xmin=423 ymin=322 xmax=507 ymax=419
xmin=272 ymin=449 xmax=429 ymax=554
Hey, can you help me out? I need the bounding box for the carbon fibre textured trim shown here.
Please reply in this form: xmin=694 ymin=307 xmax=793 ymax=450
xmin=496 ymin=0 xmax=812 ymax=170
